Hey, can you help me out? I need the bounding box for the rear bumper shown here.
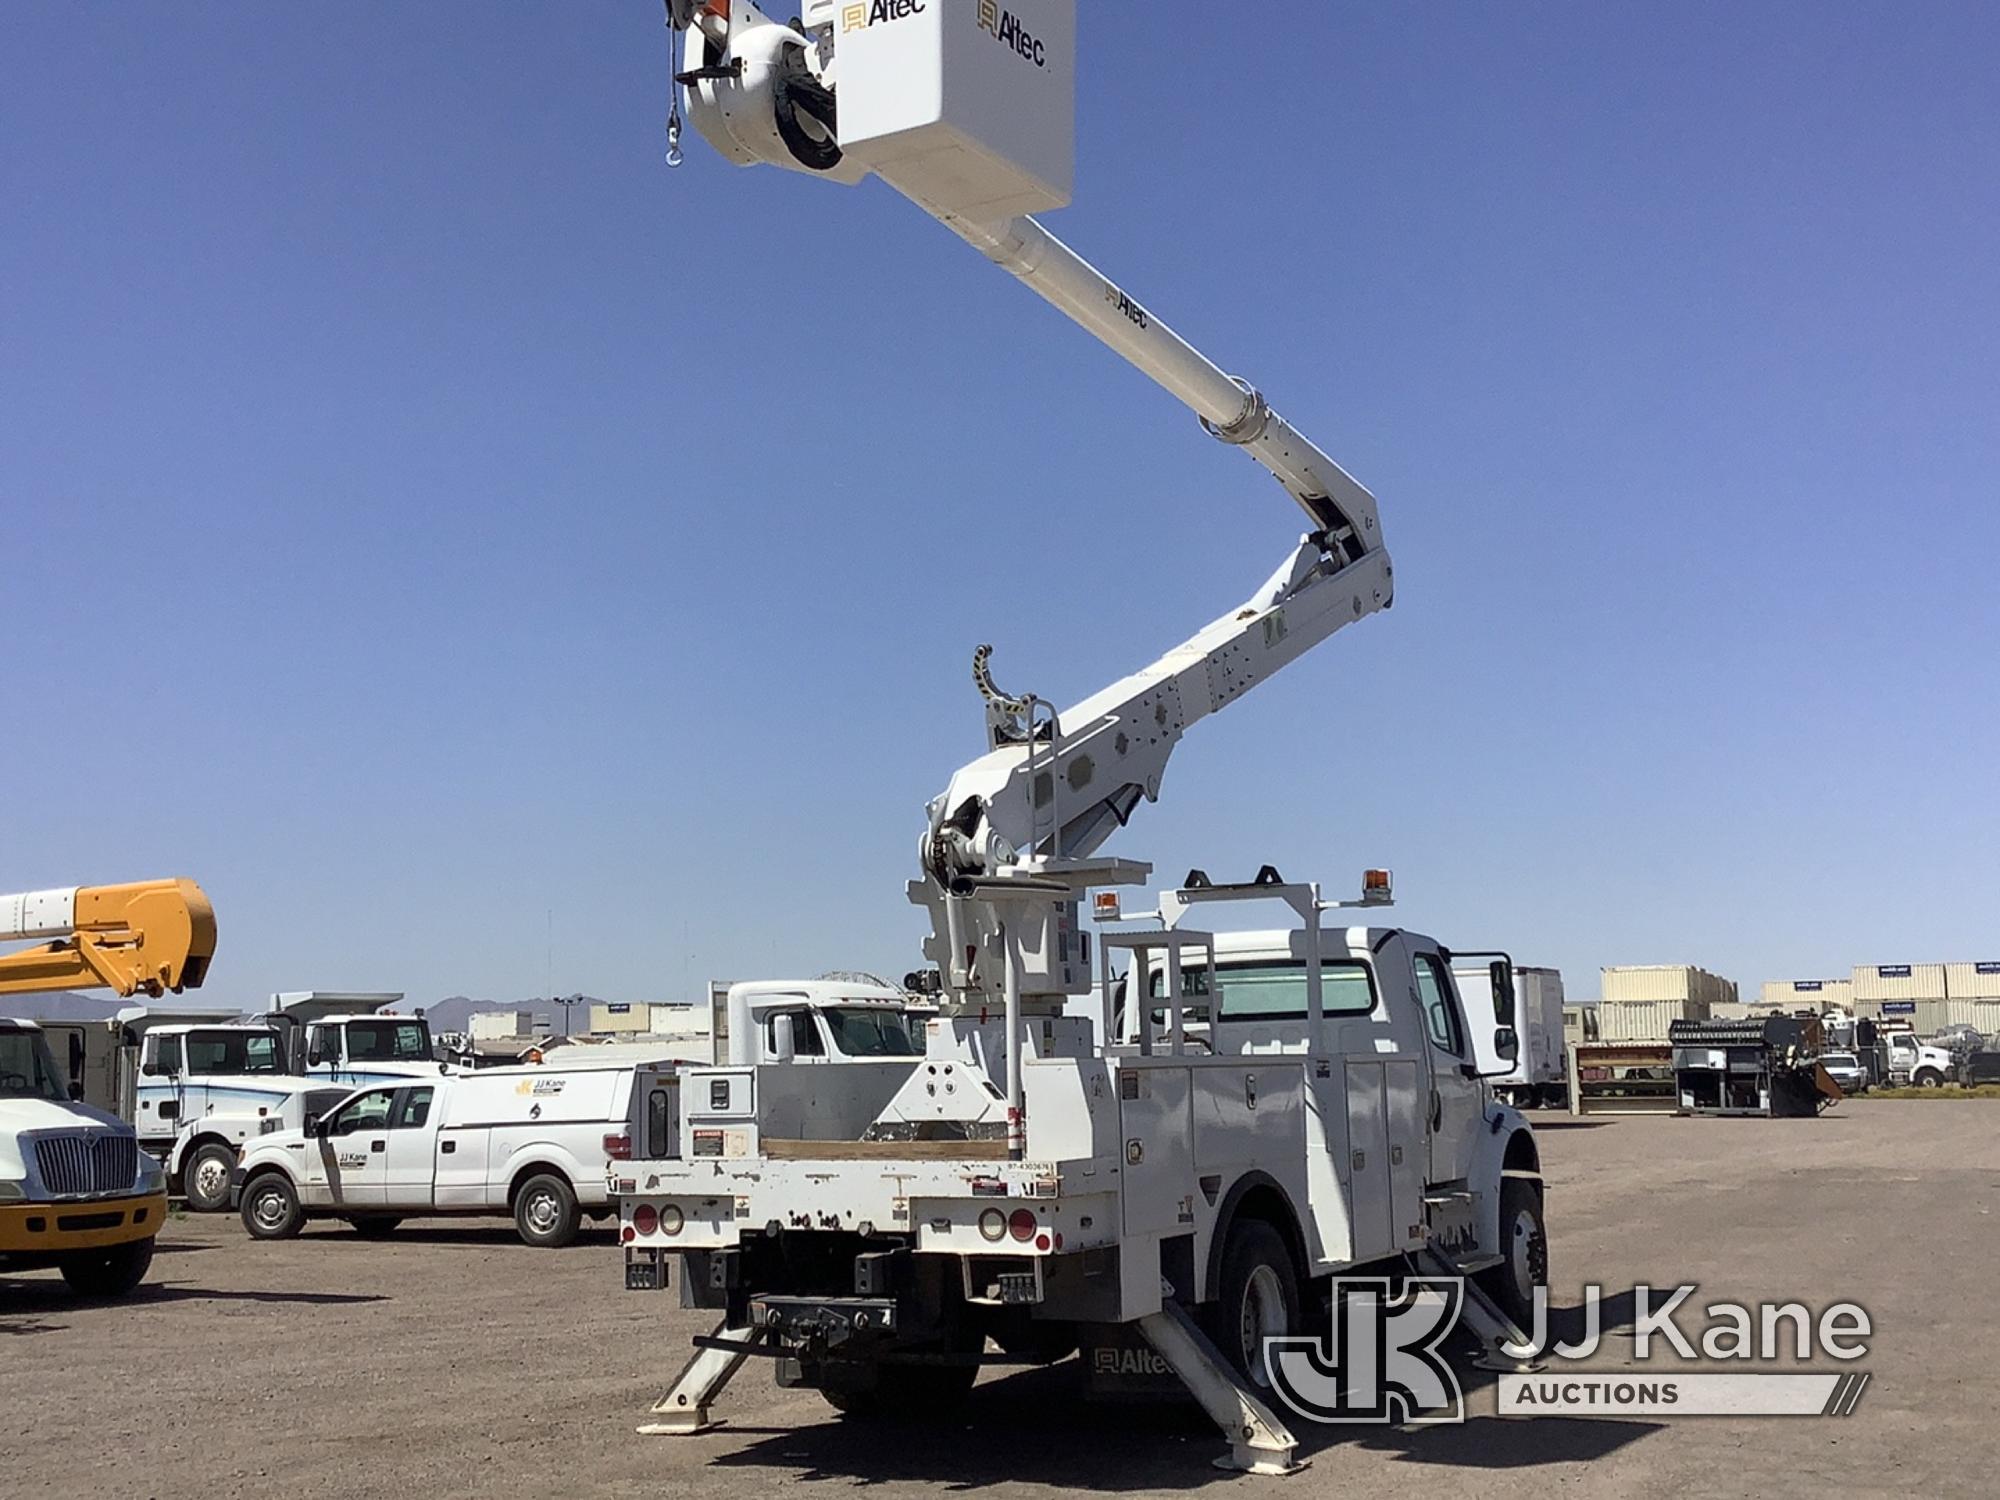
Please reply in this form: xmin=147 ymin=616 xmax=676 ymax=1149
xmin=0 ymin=1191 xmax=166 ymax=1256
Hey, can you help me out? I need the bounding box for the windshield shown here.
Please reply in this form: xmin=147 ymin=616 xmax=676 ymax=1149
xmin=343 ymin=1021 xmax=432 ymax=1063
xmin=185 ymin=1030 xmax=284 ymax=1074
xmin=821 ymin=1007 xmax=920 ymax=1058
xmin=0 ymin=1030 xmax=67 ymax=1102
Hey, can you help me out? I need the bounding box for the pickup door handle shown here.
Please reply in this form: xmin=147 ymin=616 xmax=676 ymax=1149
xmin=370 ymin=1139 xmax=386 ymax=1153
xmin=440 ymin=1140 xmax=457 ymax=1155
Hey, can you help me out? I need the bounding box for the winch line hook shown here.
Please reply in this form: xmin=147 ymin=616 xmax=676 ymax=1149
xmin=663 ymin=1 xmax=685 ymax=167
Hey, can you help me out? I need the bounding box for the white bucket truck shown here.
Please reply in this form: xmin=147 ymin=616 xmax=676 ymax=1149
xmin=619 ymin=0 xmax=1549 ymax=1471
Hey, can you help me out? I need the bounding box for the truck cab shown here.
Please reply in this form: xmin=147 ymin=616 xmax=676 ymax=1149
xmin=0 ymin=1018 xmax=167 ymax=1297
xmin=134 ymin=1023 xmax=291 ymax=1152
xmin=302 ymin=1014 xmax=444 ymax=1086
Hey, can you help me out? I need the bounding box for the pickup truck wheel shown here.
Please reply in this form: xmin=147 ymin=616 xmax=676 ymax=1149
xmin=184 ymin=1142 xmax=237 ymax=1213
xmin=59 ymin=1237 xmax=155 ymax=1298
xmin=1477 ymin=1178 xmax=1548 ymax=1331
xmin=349 ymin=1216 xmax=402 ymax=1239
xmin=240 ymin=1172 xmax=305 ymax=1240
xmin=513 ymin=1173 xmax=580 ymax=1248
xmin=1204 ymin=1219 xmax=1301 ymax=1391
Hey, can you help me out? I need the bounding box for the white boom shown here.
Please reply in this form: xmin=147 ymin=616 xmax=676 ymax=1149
xmin=666 ymin=0 xmax=1393 ymax=1010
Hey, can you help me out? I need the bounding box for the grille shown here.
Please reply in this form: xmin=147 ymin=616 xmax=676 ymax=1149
xmin=33 ymin=1132 xmax=139 ymax=1197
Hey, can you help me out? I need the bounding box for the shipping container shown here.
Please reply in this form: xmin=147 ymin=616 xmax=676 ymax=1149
xmin=1598 ymin=996 xmax=1710 ymax=1042
xmin=1601 ymin=965 xmax=1737 ymax=1007
xmin=1943 ymin=998 xmax=2000 ymax=1035
xmin=1759 ymin=978 xmax=1853 ymax=1010
xmin=1850 ymin=963 xmax=1947 ymax=1002
xmin=1945 ymin=962 xmax=2000 ymax=1000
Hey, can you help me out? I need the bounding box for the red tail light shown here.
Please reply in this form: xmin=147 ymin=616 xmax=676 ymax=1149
xmin=604 ymin=1132 xmax=632 ymax=1161
xmin=1008 ymin=1208 xmax=1037 ymax=1243
xmin=632 ymin=1202 xmax=659 ymax=1236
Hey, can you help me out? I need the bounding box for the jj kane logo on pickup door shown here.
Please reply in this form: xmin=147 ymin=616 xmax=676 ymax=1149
xmin=842 ymin=0 xmax=924 ymax=30
xmin=978 ymin=0 xmax=1047 ymax=66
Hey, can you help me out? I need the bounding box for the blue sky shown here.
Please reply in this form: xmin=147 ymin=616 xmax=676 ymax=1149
xmin=3 ymin=3 xmax=1995 ymax=1008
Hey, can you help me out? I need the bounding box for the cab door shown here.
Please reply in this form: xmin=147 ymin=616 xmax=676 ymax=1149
xmin=1410 ymin=948 xmax=1483 ymax=1186
xmin=380 ymin=1086 xmax=439 ymax=1208
xmin=312 ymin=1087 xmax=397 ymax=1208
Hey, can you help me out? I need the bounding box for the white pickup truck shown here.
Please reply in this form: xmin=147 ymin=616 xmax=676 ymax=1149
xmin=233 ymin=1061 xmax=641 ymax=1247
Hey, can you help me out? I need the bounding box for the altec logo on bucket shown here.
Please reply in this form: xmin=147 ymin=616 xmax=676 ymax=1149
xmin=977 ymin=0 xmax=1048 ymax=66
xmin=1262 ymin=1280 xmax=1874 ymax=1425
xmin=842 ymin=0 xmax=924 ymax=31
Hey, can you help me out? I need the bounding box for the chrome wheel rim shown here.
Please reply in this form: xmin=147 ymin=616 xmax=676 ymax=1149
xmin=1238 ymin=1264 xmax=1288 ymax=1387
xmin=250 ymin=1186 xmax=289 ymax=1232
xmin=524 ymin=1190 xmax=560 ymax=1236
xmin=193 ymin=1157 xmax=229 ymax=1204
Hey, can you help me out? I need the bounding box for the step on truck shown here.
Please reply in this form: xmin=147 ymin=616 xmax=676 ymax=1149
xmin=622 ymin=873 xmax=1544 ymax=1472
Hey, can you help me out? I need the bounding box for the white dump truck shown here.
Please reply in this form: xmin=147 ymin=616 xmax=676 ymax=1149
xmin=1457 ymin=962 xmax=1569 ymax=1107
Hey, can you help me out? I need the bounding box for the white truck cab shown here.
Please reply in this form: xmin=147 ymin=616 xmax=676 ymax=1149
xmin=300 ymin=1013 xmax=444 ymax=1085
xmin=0 ymin=1018 xmax=168 ymax=1297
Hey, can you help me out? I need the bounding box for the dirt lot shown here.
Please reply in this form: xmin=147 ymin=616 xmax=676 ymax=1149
xmin=5 ymin=1101 xmax=1996 ymax=1499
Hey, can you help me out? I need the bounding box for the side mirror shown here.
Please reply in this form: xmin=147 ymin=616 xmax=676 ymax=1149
xmin=1488 ymin=959 xmax=1515 ymax=1023
xmin=303 ymin=1115 xmax=320 ymax=1137
xmin=1494 ymin=1026 xmax=1520 ymax=1065
xmin=68 ymin=1081 xmax=85 ymax=1102
xmin=770 ymin=1015 xmax=797 ymax=1064
xmin=141 ymin=1063 xmax=160 ymax=1078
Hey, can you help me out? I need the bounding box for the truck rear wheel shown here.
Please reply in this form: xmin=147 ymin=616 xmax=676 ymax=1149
xmin=184 ymin=1141 xmax=237 ymax=1213
xmin=818 ymin=1328 xmax=983 ymax=1419
xmin=513 ymin=1173 xmax=580 ymax=1248
xmin=59 ymin=1237 xmax=155 ymax=1298
xmin=1477 ymin=1177 xmax=1547 ymax=1331
xmin=240 ymin=1172 xmax=305 ymax=1240
xmin=1204 ymin=1219 xmax=1301 ymax=1391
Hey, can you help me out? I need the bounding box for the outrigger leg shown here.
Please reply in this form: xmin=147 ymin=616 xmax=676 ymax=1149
xmin=638 ymin=1319 xmax=764 ymax=1435
xmin=1138 ymin=1302 xmax=1305 ymax=1476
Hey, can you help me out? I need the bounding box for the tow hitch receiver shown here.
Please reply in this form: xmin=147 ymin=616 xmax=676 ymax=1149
xmin=752 ymin=1296 xmax=899 ymax=1346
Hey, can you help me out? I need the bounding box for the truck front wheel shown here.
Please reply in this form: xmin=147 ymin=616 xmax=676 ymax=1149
xmin=513 ymin=1173 xmax=581 ymax=1248
xmin=241 ymin=1173 xmax=305 ymax=1240
xmin=1204 ymin=1219 xmax=1301 ymax=1391
xmin=184 ymin=1142 xmax=237 ymax=1213
xmin=1477 ymin=1178 xmax=1547 ymax=1331
xmin=59 ymin=1237 xmax=155 ymax=1298
xmin=1914 ymin=1068 xmax=1945 ymax=1089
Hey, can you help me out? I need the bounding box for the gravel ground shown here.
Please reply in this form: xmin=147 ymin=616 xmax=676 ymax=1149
xmin=4 ymin=1100 xmax=1995 ymax=1499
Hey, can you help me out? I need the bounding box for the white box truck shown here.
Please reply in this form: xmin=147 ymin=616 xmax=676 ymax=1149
xmin=1457 ymin=961 xmax=1568 ymax=1108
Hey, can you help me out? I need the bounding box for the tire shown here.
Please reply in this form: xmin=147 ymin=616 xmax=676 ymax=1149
xmin=240 ymin=1171 xmax=306 ymax=1240
xmin=183 ymin=1141 xmax=237 ymax=1213
xmin=59 ymin=1237 xmax=155 ymax=1299
xmin=512 ymin=1172 xmax=580 ymax=1248
xmin=1914 ymin=1069 xmax=1944 ymax=1089
xmin=349 ymin=1216 xmax=403 ymax=1239
xmin=818 ymin=1320 xmax=983 ymax=1419
xmin=1202 ymin=1219 xmax=1302 ymax=1391
xmin=1477 ymin=1177 xmax=1548 ymax=1332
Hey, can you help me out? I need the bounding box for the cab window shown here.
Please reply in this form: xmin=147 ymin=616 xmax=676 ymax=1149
xmin=326 ymin=1089 xmax=396 ymax=1136
xmin=763 ymin=1010 xmax=824 ymax=1057
xmin=1148 ymin=960 xmax=1377 ymax=1023
xmin=1413 ymin=954 xmax=1465 ymax=1057
xmin=391 ymin=1087 xmax=435 ymax=1129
